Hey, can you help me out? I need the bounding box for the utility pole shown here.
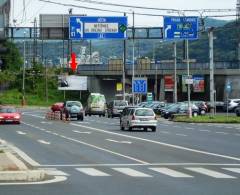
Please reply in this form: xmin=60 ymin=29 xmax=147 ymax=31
xmin=173 ymin=42 xmax=177 ymax=103
xmin=45 ymin=57 xmax=48 ymax=103
xmin=153 ymin=43 xmax=157 ymax=101
xmin=132 ymin=11 xmax=135 ymax=105
xmin=122 ymin=12 xmax=126 ymax=101
xmin=22 ymin=32 xmax=26 ymax=106
xmin=209 ymin=27 xmax=215 ymax=115
xmin=33 ymin=17 xmax=37 ymax=66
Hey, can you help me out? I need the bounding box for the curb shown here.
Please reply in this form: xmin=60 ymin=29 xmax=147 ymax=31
xmin=0 ymin=170 xmax=46 ymax=182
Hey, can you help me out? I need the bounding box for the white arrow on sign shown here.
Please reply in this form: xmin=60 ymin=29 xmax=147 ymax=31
xmin=76 ymin=18 xmax=81 ymax=24
xmin=164 ymin=25 xmax=171 ymax=38
xmin=106 ymin=139 xmax=132 ymax=144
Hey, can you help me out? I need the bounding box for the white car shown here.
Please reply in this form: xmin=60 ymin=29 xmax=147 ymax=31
xmin=224 ymin=99 xmax=240 ymax=112
xmin=120 ymin=108 xmax=157 ymax=132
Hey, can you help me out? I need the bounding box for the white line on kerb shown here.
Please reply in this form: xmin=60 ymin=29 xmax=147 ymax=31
xmin=0 ymin=176 xmax=67 ymax=185
xmin=70 ymin=123 xmax=240 ymax=162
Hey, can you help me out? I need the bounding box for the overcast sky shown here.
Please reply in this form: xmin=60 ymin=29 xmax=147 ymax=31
xmin=11 ymin=0 xmax=237 ymax=27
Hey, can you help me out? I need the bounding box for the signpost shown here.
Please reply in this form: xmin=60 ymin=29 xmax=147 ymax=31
xmin=163 ymin=16 xmax=198 ymax=40
xmin=226 ymin=82 xmax=232 ymax=118
xmin=132 ymin=78 xmax=147 ymax=94
xmin=69 ymin=16 xmax=127 ymax=40
xmin=164 ymin=16 xmax=199 ymax=118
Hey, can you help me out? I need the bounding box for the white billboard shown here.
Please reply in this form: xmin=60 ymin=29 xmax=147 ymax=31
xmin=58 ymin=75 xmax=87 ymax=91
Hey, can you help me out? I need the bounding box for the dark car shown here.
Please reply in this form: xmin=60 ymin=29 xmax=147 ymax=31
xmin=51 ymin=102 xmax=64 ymax=112
xmin=62 ymin=101 xmax=84 ymax=121
xmin=236 ymin=104 xmax=240 ymax=117
xmin=162 ymin=103 xmax=199 ymax=119
xmin=107 ymin=100 xmax=128 ymax=118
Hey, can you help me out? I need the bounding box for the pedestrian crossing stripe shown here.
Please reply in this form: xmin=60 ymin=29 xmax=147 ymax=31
xmin=73 ymin=167 xmax=240 ymax=179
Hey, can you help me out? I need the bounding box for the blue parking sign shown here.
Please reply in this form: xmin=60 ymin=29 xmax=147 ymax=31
xmin=132 ymin=78 xmax=147 ymax=94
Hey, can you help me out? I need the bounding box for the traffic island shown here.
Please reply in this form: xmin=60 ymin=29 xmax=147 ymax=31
xmin=0 ymin=140 xmax=47 ymax=182
xmin=172 ymin=115 xmax=240 ymax=123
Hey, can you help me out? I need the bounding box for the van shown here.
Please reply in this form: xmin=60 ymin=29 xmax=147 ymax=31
xmin=85 ymin=93 xmax=106 ymax=117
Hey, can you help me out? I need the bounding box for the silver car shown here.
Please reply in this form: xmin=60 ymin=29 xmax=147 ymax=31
xmin=120 ymin=108 xmax=157 ymax=132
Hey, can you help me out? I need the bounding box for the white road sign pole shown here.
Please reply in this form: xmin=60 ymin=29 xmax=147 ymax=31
xmin=186 ymin=40 xmax=192 ymax=118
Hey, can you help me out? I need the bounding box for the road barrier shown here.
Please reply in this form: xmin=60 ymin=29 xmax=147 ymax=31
xmin=45 ymin=111 xmax=69 ymax=122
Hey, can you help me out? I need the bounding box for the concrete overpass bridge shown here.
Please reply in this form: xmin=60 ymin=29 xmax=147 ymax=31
xmin=77 ymin=61 xmax=240 ymax=102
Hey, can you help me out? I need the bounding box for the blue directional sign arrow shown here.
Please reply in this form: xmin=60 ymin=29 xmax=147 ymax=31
xmin=69 ymin=16 xmax=128 ymax=40
xmin=164 ymin=16 xmax=199 ymax=40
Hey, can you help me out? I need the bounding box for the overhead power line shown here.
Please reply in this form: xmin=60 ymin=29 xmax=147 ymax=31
xmin=71 ymin=0 xmax=236 ymax=13
xmin=38 ymin=0 xmax=237 ymax=18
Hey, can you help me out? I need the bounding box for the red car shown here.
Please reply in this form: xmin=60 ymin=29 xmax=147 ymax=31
xmin=51 ymin=102 xmax=64 ymax=112
xmin=0 ymin=106 xmax=21 ymax=124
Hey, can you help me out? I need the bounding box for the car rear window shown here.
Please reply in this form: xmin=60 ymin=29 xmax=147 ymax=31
xmin=114 ymin=101 xmax=128 ymax=106
xmin=135 ymin=109 xmax=154 ymax=116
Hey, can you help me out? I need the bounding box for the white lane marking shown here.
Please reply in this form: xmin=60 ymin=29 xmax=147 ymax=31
xmin=77 ymin=122 xmax=90 ymax=124
xmin=215 ymin=132 xmax=228 ymax=135
xmin=38 ymin=163 xmax=240 ymax=167
xmin=23 ymin=114 xmax=44 ymax=119
xmin=149 ymin=168 xmax=193 ymax=178
xmin=37 ymin=140 xmax=51 ymax=145
xmin=176 ymin=134 xmax=187 ymax=137
xmin=226 ymin=127 xmax=233 ymax=129
xmin=112 ymin=168 xmax=152 ymax=177
xmin=222 ymin=168 xmax=240 ymax=174
xmin=199 ymin=129 xmax=210 ymax=132
xmin=72 ymin=130 xmax=92 ymax=134
xmin=173 ymin=126 xmax=179 ymax=128
xmin=70 ymin=123 xmax=240 ymax=162
xmin=186 ymin=127 xmax=194 ymax=130
xmin=41 ymin=121 xmax=52 ymax=124
xmin=160 ymin=131 xmax=170 ymax=134
xmin=16 ymin=131 xmax=26 ymax=135
xmin=23 ymin=122 xmax=149 ymax=164
xmin=8 ymin=144 xmax=40 ymax=167
xmin=106 ymin=139 xmax=132 ymax=144
xmin=185 ymin=167 xmax=236 ymax=179
xmin=0 ymin=176 xmax=67 ymax=185
xmin=76 ymin=168 xmax=110 ymax=176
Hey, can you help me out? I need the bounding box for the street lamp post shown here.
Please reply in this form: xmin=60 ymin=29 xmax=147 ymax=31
xmin=22 ymin=32 xmax=26 ymax=106
xmin=132 ymin=11 xmax=135 ymax=105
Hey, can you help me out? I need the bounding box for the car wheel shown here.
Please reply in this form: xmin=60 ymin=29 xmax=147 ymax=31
xmin=78 ymin=115 xmax=84 ymax=121
xmin=144 ymin=127 xmax=148 ymax=131
xmin=128 ymin=127 xmax=132 ymax=131
xmin=120 ymin=123 xmax=125 ymax=131
xmin=200 ymin=110 xmax=206 ymax=115
xmin=193 ymin=112 xmax=198 ymax=117
xmin=152 ymin=127 xmax=156 ymax=132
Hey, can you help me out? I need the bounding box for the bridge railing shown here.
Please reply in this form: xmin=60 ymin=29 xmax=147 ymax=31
xmin=77 ymin=62 xmax=240 ymax=73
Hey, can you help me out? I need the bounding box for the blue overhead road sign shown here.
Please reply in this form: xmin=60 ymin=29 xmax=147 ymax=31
xmin=164 ymin=16 xmax=198 ymax=40
xmin=69 ymin=16 xmax=127 ymax=39
xmin=132 ymin=78 xmax=147 ymax=94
